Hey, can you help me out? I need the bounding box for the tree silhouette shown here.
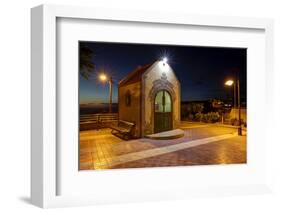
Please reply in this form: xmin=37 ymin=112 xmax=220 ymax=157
xmin=79 ymin=44 xmax=95 ymax=79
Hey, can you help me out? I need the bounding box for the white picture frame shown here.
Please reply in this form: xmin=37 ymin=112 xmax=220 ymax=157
xmin=31 ymin=4 xmax=274 ymax=208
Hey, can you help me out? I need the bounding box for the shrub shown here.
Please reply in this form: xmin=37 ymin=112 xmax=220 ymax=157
xmin=188 ymin=113 xmax=194 ymax=120
xmin=194 ymin=112 xmax=203 ymax=121
xmin=209 ymin=112 xmax=220 ymax=123
xmin=181 ymin=102 xmax=204 ymax=120
xmin=202 ymin=113 xmax=209 ymax=123
xmin=202 ymin=112 xmax=220 ymax=123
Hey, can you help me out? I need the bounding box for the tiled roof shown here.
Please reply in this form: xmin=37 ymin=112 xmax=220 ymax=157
xmin=119 ymin=62 xmax=154 ymax=86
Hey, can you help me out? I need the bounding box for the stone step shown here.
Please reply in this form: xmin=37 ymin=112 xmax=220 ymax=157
xmin=146 ymin=129 xmax=185 ymax=140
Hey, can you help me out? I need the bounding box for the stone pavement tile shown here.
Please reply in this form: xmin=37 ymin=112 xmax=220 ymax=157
xmin=110 ymin=136 xmax=246 ymax=169
xmin=92 ymin=134 xmax=237 ymax=169
xmin=79 ymin=146 xmax=92 ymax=154
xmin=79 ymin=159 xmax=93 ymax=170
xmin=79 ymin=153 xmax=92 ymax=161
xmin=79 ymin=127 xmax=245 ymax=170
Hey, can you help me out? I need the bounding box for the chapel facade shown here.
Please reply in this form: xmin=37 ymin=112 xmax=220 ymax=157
xmin=118 ymin=60 xmax=181 ymax=138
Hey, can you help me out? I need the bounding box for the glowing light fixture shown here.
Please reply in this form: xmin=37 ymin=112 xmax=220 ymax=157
xmin=162 ymin=57 xmax=168 ymax=64
xmin=99 ymin=73 xmax=107 ymax=82
xmin=161 ymin=57 xmax=168 ymax=70
xmin=225 ymin=80 xmax=234 ymax=86
xmin=159 ymin=57 xmax=169 ymax=72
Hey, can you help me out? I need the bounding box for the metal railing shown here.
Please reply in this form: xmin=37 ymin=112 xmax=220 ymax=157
xmin=80 ymin=113 xmax=118 ymax=130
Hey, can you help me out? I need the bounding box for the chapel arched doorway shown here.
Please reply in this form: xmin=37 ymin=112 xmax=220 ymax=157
xmin=154 ymin=90 xmax=173 ymax=133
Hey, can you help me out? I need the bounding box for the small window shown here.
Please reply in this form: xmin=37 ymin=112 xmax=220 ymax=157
xmin=125 ymin=91 xmax=131 ymax=106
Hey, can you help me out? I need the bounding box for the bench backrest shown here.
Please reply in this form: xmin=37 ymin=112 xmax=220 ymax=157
xmin=118 ymin=120 xmax=135 ymax=130
xmin=100 ymin=115 xmax=118 ymax=121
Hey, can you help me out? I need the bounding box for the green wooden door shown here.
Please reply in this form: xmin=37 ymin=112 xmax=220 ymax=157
xmin=154 ymin=90 xmax=172 ymax=133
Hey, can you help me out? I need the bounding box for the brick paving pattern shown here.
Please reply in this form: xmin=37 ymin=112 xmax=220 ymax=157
xmin=79 ymin=124 xmax=246 ymax=170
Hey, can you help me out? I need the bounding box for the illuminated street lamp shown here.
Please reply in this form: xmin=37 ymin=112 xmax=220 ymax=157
xmin=225 ymin=79 xmax=242 ymax=136
xmin=225 ymin=80 xmax=234 ymax=86
xmin=99 ymin=73 xmax=113 ymax=113
xmin=99 ymin=73 xmax=107 ymax=81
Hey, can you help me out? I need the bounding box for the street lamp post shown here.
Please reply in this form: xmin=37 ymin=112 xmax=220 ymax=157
xmin=225 ymin=79 xmax=242 ymax=136
xmin=237 ymin=79 xmax=242 ymax=136
xmin=108 ymin=76 xmax=112 ymax=113
xmin=99 ymin=74 xmax=113 ymax=113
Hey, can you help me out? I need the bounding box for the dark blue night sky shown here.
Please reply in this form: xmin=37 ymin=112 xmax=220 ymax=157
xmin=79 ymin=42 xmax=246 ymax=104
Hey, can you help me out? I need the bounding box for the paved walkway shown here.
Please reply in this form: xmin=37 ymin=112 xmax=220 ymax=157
xmin=80 ymin=125 xmax=246 ymax=170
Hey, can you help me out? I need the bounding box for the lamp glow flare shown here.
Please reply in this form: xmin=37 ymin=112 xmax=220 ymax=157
xmin=99 ymin=74 xmax=107 ymax=81
xmin=225 ymin=80 xmax=234 ymax=86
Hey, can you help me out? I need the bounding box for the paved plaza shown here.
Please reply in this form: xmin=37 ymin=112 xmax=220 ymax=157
xmin=79 ymin=122 xmax=247 ymax=170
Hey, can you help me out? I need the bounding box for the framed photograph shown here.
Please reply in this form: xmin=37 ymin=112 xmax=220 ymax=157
xmin=31 ymin=4 xmax=274 ymax=208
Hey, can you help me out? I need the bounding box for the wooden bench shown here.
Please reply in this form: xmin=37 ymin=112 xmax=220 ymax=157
xmin=110 ymin=120 xmax=135 ymax=140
